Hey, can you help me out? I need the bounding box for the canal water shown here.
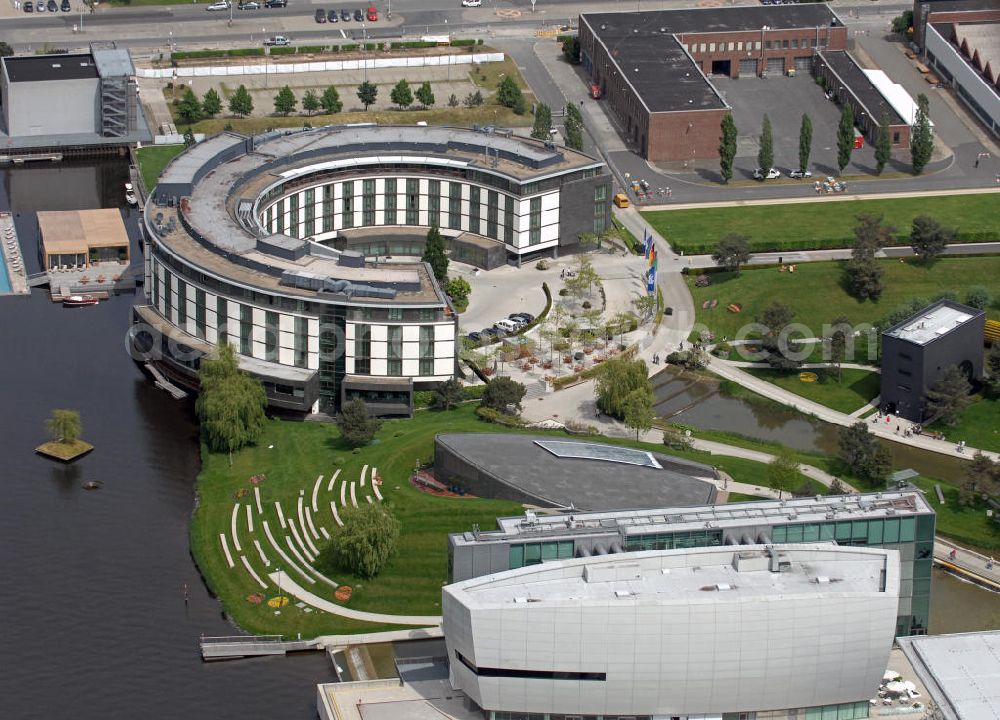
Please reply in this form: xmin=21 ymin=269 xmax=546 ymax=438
xmin=0 ymin=161 xmax=334 ymax=720
xmin=0 ymin=161 xmax=994 ymax=720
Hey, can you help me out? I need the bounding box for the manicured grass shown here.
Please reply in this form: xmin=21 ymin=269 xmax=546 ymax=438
xmin=643 ymin=194 xmax=1000 ymax=254
xmin=742 ymin=367 xmax=881 ymax=415
xmin=135 ymin=144 xmax=185 ymax=193
xmin=193 ymin=404 xmax=804 ymax=637
xmin=927 ymin=395 xmax=1000 ymax=454
xmin=35 ymin=439 xmax=93 ymax=461
xmin=910 ymin=476 xmax=1000 ymax=552
xmin=726 ymin=492 xmax=768 ymax=502
xmin=687 ymin=257 xmax=1000 ymax=343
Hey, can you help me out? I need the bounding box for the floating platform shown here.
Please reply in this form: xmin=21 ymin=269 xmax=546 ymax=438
xmin=0 ymin=212 xmax=30 ymax=296
xmin=35 ymin=439 xmax=95 ymax=463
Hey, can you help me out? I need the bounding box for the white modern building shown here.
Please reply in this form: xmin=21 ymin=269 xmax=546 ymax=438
xmin=443 ymin=544 xmax=900 ymax=720
xmin=132 ymin=126 xmax=610 ymax=415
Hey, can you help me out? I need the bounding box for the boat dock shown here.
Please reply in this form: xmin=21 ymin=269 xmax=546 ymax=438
xmin=1 ymin=213 xmax=30 ymax=296
xmin=200 ymin=635 xmax=317 ymax=661
xmin=144 ymin=363 xmax=188 ymax=400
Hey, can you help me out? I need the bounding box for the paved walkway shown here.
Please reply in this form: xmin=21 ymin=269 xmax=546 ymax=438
xmin=268 ymin=571 xmax=441 ymax=627
xmin=933 ymin=538 xmax=1000 ymax=592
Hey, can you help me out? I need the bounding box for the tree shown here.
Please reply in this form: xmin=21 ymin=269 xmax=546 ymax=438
xmin=481 ymin=377 xmax=526 ymax=414
xmin=910 ymin=94 xmax=933 ymax=175
xmin=228 ymin=84 xmax=254 ymax=117
xmin=845 ymin=214 xmax=893 ymax=300
xmin=767 ymin=448 xmax=801 ymax=494
xmin=758 ymin=301 xmax=802 ymax=370
xmin=757 ymin=113 xmax=774 ymax=174
xmin=845 ymin=257 xmax=884 ymax=301
xmin=632 ymin=294 xmax=656 ymax=321
xmin=496 ymin=75 xmax=523 ymax=109
xmin=196 ymin=343 xmax=267 ymax=457
xmin=924 ymin=365 xmax=972 ymax=426
xmin=836 ymin=103 xmax=855 ymax=173
xmin=711 ymin=234 xmax=751 ymax=275
xmin=875 ymin=111 xmax=891 ymax=175
xmin=177 ymin=88 xmax=204 ymax=124
xmin=964 ymin=286 xmax=991 ymax=310
xmin=718 ymin=113 xmax=737 ymax=183
xmin=798 ymin=113 xmax=812 ymax=174
xmin=987 ymin=343 xmax=1000 ymax=399
xmin=961 ymin=452 xmax=1000 ymax=506
xmin=46 ymin=409 xmax=82 ymax=444
xmin=335 ymin=398 xmax=382 ymax=447
xmin=448 ymin=93 xmax=459 ymax=108
xmin=564 ymin=103 xmax=584 ymax=151
xmin=623 ymin=388 xmax=654 ymax=441
xmin=390 ymin=79 xmax=413 ymax=110
xmin=891 ymin=10 xmax=913 ymax=34
xmin=463 ymin=90 xmax=484 ymax=108
xmin=317 ymin=503 xmax=400 ymax=579
xmin=855 ymin=212 xmax=896 ymax=253
xmin=320 ymin=85 xmax=343 ymax=114
xmin=273 ymin=85 xmax=297 ymax=115
xmin=838 ymin=422 xmax=893 ymax=486
xmin=910 ymin=215 xmax=954 ymax=263
xmin=561 ymin=35 xmax=581 ymax=64
xmin=595 ymin=356 xmax=650 ymax=419
xmin=825 ymin=315 xmax=851 ymax=382
xmin=356 ymin=80 xmax=378 ymax=111
xmin=302 ymin=89 xmax=320 ymax=115
xmin=446 ymin=276 xmax=471 ymax=310
xmin=202 ymin=88 xmax=222 ymax=118
xmin=421 ymin=226 xmax=448 ymax=283
xmin=531 ymin=102 xmax=552 ymax=141
xmin=415 ymin=81 xmax=435 ymax=108
xmin=183 ymin=127 xmax=196 ymax=147
xmin=0 ymin=42 xmax=13 ymax=58
xmin=433 ymin=378 xmax=465 ymax=410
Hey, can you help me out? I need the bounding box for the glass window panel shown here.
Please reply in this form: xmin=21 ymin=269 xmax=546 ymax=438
xmin=819 ymin=524 xmax=835 ymax=541
xmin=772 ymin=527 xmax=787 ymax=543
xmin=524 ymin=544 xmax=541 ymax=564
xmin=899 ymin=516 xmax=916 ymax=542
xmin=786 ymin=525 xmax=804 ymax=542
xmin=802 ymin=525 xmax=820 ymax=542
xmin=852 ymin=520 xmax=868 ymax=540
xmin=868 ymin=520 xmax=883 ymax=544
xmin=822 ymin=705 xmax=838 ymax=720
xmin=884 ymin=517 xmax=900 ymax=543
xmin=541 ymin=543 xmax=558 ymax=561
xmin=916 ymin=515 xmax=935 ymax=541
xmin=509 ymin=545 xmax=524 ymax=569
xmin=558 ymin=541 xmax=574 ymax=558
xmin=835 ymin=522 xmax=852 ymax=541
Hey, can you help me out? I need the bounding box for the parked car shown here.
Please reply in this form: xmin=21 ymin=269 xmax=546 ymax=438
xmin=341 ymin=8 xmax=351 ymax=20
xmin=263 ymin=35 xmax=291 ymax=46
xmin=480 ymin=328 xmax=499 ymax=341
xmin=35 ymin=0 xmax=44 ymax=11
xmin=510 ymin=312 xmax=534 ymax=323
xmin=494 ymin=319 xmax=519 ymax=333
xmin=206 ymin=1 xmax=230 ymax=10
xmin=61 ymin=0 xmax=71 ymax=11
xmin=462 ymin=0 xmax=482 ymax=6
xmin=788 ymin=168 xmax=812 ymax=179
xmin=23 ymin=1 xmax=33 ymax=11
xmin=314 ymin=7 xmax=326 ymax=21
xmin=47 ymin=0 xmax=57 ymax=10
xmin=327 ymin=8 xmax=338 ymax=21
xmin=263 ymin=0 xmax=286 ymax=6
xmin=752 ymin=167 xmax=781 ymax=180
xmin=366 ymin=4 xmax=377 ymax=20
xmin=353 ymin=7 xmax=363 ymax=21
xmin=239 ymin=1 xmax=260 ymax=9
xmin=465 ymin=332 xmax=483 ymax=345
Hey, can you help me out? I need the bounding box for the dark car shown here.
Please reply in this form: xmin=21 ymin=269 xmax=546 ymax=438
xmin=314 ymin=8 xmax=326 ymax=21
xmin=24 ymin=1 xmax=33 ymax=11
xmin=263 ymin=0 xmax=286 ymax=7
xmin=327 ymin=8 xmax=338 ymax=21
xmin=509 ymin=312 xmax=534 ymax=323
xmin=340 ymin=8 xmax=351 ymax=20
xmin=464 ymin=332 xmax=482 ymax=345
xmin=353 ymin=7 xmax=362 ymax=21
xmin=61 ymin=0 xmax=71 ymax=10
xmin=47 ymin=0 xmax=57 ymax=11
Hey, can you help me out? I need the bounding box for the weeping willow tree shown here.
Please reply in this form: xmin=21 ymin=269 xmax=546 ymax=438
xmin=196 ymin=342 xmax=267 ymax=461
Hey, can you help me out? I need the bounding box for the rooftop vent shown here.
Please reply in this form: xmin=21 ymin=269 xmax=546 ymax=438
xmin=614 ymin=590 xmax=632 ymax=598
xmin=701 ymin=583 xmax=735 ymax=591
xmin=815 ymin=576 xmax=831 ymax=584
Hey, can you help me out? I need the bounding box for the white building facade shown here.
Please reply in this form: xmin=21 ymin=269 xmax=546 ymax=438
xmin=443 ymin=544 xmax=900 ymax=720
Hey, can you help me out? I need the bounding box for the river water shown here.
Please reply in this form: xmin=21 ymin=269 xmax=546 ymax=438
xmin=0 ymin=161 xmax=994 ymax=720
xmin=0 ymin=161 xmax=333 ymax=720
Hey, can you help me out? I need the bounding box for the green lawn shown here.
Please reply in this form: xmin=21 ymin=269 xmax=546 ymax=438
xmin=927 ymin=395 xmax=1000 ymax=454
xmin=687 ymin=257 xmax=1000 ymax=343
xmin=742 ymin=367 xmax=881 ymax=415
xmin=726 ymin=492 xmax=768 ymax=502
xmin=910 ymin=476 xmax=1000 ymax=552
xmin=193 ymin=404 xmax=809 ymax=637
xmin=643 ymin=194 xmax=1000 ymax=254
xmin=135 ymin=144 xmax=185 ymax=193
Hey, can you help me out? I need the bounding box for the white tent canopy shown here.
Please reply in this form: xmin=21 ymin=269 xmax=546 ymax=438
xmin=862 ymin=69 xmax=935 ymax=130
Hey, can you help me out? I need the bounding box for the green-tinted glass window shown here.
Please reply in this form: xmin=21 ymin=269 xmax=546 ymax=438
xmin=524 ymin=544 xmax=542 ymax=564
xmin=819 ymin=524 xmax=835 ymax=541
xmin=558 ymin=541 xmax=574 ymax=558
xmin=884 ymin=517 xmax=900 ymax=543
xmin=835 ymin=522 xmax=852 ymax=541
xmin=868 ymin=519 xmax=884 ymax=544
xmin=786 ymin=525 xmax=804 ymax=542
xmin=822 ymin=705 xmax=838 ymax=720
xmin=899 ymin=516 xmax=916 ymax=542
xmin=852 ymin=520 xmax=868 ymax=541
xmin=916 ymin=514 xmax=935 ymax=541
xmin=541 ymin=543 xmax=559 ymax=561
xmin=802 ymin=524 xmax=820 ymax=542
xmin=772 ymin=526 xmax=787 ymax=543
xmin=509 ymin=545 xmax=524 ymax=569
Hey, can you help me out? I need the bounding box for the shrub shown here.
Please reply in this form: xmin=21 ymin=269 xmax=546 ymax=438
xmin=582 ymin=300 xmax=592 ymax=309
xmin=476 ymin=405 xmax=524 ymax=426
xmin=559 ymin=288 xmax=569 ymax=296
xmin=694 ymin=274 xmax=712 ymax=287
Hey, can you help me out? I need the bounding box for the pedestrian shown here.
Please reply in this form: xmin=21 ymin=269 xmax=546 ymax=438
xmin=896 ymin=425 xmax=900 ymax=434
xmin=949 ymin=548 xmax=957 ymax=560
xmin=988 ymin=557 xmax=994 ymax=570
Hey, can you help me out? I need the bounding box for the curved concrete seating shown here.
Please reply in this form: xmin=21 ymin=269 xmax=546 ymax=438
xmin=296 ymin=497 xmax=320 ymax=555
xmin=330 ymin=501 xmax=344 ymax=528
xmin=275 ymin=501 xmax=288 ymax=530
xmin=240 ymin=555 xmax=268 ymax=589
xmin=288 ymin=517 xmax=316 ymax=562
xmin=350 ymin=482 xmax=358 ymax=508
xmin=220 ymin=533 xmax=235 ymax=569
xmin=327 ymin=469 xmax=341 ymax=493
xmin=230 ymin=504 xmax=242 ymax=553
xmin=360 ymin=464 xmax=368 ymax=487
xmin=319 ymin=526 xmax=330 ymax=540
xmin=340 ymin=480 xmax=347 ymax=508
xmin=253 ymin=538 xmax=271 ymax=567
xmin=246 ymin=504 xmax=254 ymax=534
xmin=372 ymin=480 xmax=383 ymax=502
xmin=366 ymin=495 xmax=373 ymax=504
xmin=304 ymin=505 xmax=321 ymax=542
xmin=262 ymin=520 xmax=315 ymax=585
xmin=311 ymin=474 xmax=323 ymax=513
xmin=254 ymin=486 xmax=263 ymax=514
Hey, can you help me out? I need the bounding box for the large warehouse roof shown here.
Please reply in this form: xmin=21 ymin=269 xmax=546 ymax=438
xmin=898 ymin=631 xmax=1000 ymax=720
xmin=2 ymin=54 xmax=98 ymax=83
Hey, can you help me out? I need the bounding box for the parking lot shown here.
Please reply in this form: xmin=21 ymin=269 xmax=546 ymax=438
xmin=714 ymin=74 xmax=880 ymax=180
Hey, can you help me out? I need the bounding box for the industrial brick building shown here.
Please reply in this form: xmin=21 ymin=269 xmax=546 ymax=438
xmin=579 ymin=6 xmax=848 ymax=161
xmin=880 ymin=300 xmax=986 ymax=423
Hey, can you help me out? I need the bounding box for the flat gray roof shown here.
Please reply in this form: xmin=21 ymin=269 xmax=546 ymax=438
xmin=446 ymin=544 xmax=896 ymax=608
xmin=818 ymin=51 xmax=907 ymax=126
xmin=454 ymin=490 xmax=933 ymax=546
xmin=2 ymin=54 xmax=98 ymax=83
xmin=90 ymin=46 xmax=135 ymax=79
xmin=437 ymin=433 xmax=717 ymax=512
xmin=884 ymin=300 xmax=984 ymax=346
xmin=897 ymin=631 xmax=1000 ymax=720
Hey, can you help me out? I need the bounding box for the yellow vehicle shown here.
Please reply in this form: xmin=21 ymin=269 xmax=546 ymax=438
xmin=613 ymin=193 xmax=630 ymax=208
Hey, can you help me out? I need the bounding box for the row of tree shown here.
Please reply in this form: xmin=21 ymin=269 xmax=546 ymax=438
xmin=718 ymin=91 xmax=934 ymax=181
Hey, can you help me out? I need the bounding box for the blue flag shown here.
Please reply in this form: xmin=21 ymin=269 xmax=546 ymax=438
xmin=643 ymin=229 xmax=650 ymax=259
xmin=647 ymin=265 xmax=656 ymax=294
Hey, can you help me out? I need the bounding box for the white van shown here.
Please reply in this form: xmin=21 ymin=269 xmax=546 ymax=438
xmin=494 ymin=319 xmax=518 ymax=333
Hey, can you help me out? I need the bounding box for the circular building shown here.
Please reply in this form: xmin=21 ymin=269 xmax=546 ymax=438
xmin=131 ymin=126 xmax=611 ymax=415
xmin=434 ymin=433 xmax=718 ymax=511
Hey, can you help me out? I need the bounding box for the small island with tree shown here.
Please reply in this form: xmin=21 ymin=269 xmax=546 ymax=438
xmin=36 ymin=409 xmax=93 ymax=462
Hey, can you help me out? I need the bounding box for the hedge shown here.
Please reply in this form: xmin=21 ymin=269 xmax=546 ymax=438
xmin=413 ymin=384 xmax=486 ymax=409
xmin=669 ymin=230 xmax=1000 ymax=255
xmin=476 ymin=406 xmax=524 ymax=427
xmin=268 ymin=47 xmax=297 ymax=56
xmin=227 ymin=48 xmax=266 ymax=57
xmin=390 ymin=41 xmax=438 ymax=49
xmin=171 ymin=48 xmax=265 ymax=61
xmin=297 ymin=45 xmax=328 ymax=54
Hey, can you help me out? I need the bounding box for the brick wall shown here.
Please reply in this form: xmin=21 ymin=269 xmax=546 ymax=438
xmin=678 ymin=26 xmax=847 ymax=77
xmin=647 ymin=108 xmax=729 ymax=163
